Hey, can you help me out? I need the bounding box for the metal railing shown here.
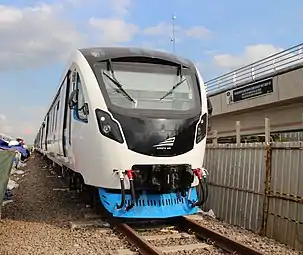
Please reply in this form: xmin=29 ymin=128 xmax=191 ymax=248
xmin=205 ymin=43 xmax=303 ymax=96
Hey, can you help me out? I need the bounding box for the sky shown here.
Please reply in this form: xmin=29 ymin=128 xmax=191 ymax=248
xmin=0 ymin=0 xmax=303 ymax=143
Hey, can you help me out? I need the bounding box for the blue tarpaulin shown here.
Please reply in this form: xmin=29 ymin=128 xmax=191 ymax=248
xmin=9 ymin=145 xmax=28 ymax=158
xmin=0 ymin=139 xmax=28 ymax=158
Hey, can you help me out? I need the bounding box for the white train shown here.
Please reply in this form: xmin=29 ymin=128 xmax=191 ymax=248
xmin=0 ymin=133 xmax=14 ymax=143
xmin=34 ymin=47 xmax=209 ymax=218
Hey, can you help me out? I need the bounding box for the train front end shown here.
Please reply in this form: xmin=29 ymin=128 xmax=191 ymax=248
xmin=87 ymin=48 xmax=208 ymax=219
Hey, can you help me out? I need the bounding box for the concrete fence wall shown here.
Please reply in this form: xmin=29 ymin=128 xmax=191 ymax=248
xmin=203 ymin=142 xmax=303 ymax=251
xmin=208 ymin=117 xmax=303 ymax=144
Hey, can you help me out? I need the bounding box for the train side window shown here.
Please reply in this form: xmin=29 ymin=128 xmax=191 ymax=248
xmin=54 ymin=101 xmax=59 ymax=130
xmin=76 ymin=73 xmax=88 ymax=122
xmin=52 ymin=107 xmax=56 ymax=131
xmin=50 ymin=110 xmax=53 ymax=132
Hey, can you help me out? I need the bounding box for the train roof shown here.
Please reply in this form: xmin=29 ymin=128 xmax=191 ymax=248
xmin=0 ymin=132 xmax=14 ymax=140
xmin=78 ymin=47 xmax=196 ymax=69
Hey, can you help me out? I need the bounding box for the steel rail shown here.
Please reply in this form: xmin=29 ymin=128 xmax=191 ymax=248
xmin=38 ymin=152 xmax=267 ymax=255
xmin=107 ymin=217 xmax=163 ymax=255
xmin=177 ymin=216 xmax=264 ymax=255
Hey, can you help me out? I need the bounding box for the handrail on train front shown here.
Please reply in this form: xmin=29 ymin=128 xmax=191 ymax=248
xmin=205 ymin=42 xmax=303 ymax=96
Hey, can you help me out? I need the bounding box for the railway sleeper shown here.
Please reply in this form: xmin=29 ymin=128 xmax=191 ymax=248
xmin=116 ymin=242 xmax=210 ymax=255
xmin=38 ymin=155 xmax=216 ymax=255
xmin=37 ymin=152 xmax=265 ymax=255
xmin=112 ymin=222 xmax=214 ymax=255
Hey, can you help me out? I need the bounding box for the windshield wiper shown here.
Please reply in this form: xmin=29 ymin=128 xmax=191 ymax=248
xmin=103 ymin=72 xmax=136 ymax=103
xmin=159 ymin=64 xmax=186 ymax=100
xmin=103 ymin=59 xmax=136 ymax=103
xmin=159 ymin=78 xmax=187 ymax=100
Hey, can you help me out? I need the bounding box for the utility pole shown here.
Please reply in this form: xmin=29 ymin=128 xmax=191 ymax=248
xmin=171 ymin=14 xmax=176 ymax=53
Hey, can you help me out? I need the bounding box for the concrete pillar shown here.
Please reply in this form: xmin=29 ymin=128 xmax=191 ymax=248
xmin=265 ymin=118 xmax=270 ymax=144
xmin=236 ymin=121 xmax=241 ymax=145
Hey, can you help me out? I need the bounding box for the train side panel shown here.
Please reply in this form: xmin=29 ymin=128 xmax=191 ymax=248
xmin=67 ymin=52 xmax=108 ymax=176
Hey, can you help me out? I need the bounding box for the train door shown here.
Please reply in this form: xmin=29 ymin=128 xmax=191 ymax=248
xmin=69 ymin=69 xmax=89 ymax=174
xmin=62 ymin=68 xmax=89 ymax=170
xmin=44 ymin=114 xmax=49 ymax=151
xmin=62 ymin=70 xmax=75 ymax=160
xmin=54 ymin=99 xmax=61 ymax=155
xmin=40 ymin=122 xmax=45 ymax=149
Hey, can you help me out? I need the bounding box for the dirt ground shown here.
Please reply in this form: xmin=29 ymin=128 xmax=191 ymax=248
xmin=0 ymin=154 xmax=129 ymax=255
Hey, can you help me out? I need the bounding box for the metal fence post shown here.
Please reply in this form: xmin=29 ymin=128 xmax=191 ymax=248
xmin=236 ymin=121 xmax=241 ymax=145
xmin=261 ymin=143 xmax=272 ymax=236
xmin=265 ymin=118 xmax=270 ymax=145
xmin=261 ymin=117 xmax=272 ymax=236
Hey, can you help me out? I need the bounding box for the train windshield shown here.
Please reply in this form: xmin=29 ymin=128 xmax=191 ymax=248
xmin=96 ymin=61 xmax=199 ymax=111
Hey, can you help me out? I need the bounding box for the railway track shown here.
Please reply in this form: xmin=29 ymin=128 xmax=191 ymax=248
xmin=43 ymin=155 xmax=264 ymax=255
xmin=107 ymin=216 xmax=265 ymax=255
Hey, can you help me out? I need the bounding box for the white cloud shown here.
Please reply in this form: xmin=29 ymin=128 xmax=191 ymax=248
xmin=143 ymin=22 xmax=181 ymax=37
xmin=77 ymin=0 xmax=133 ymax=17
xmin=63 ymin=0 xmax=133 ymax=15
xmin=89 ymin=18 xmax=210 ymax=48
xmin=195 ymin=61 xmax=220 ymax=81
xmin=109 ymin=0 xmax=133 ymax=16
xmin=185 ymin=26 xmax=211 ymax=40
xmin=0 ymin=3 xmax=86 ymax=70
xmin=0 ymin=106 xmax=46 ymax=143
xmin=89 ymin=18 xmax=139 ymax=45
xmin=213 ymin=44 xmax=284 ymax=70
xmin=0 ymin=114 xmax=13 ymax=135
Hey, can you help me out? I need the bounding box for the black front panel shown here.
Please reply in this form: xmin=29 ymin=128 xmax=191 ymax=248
xmin=111 ymin=111 xmax=200 ymax=157
xmin=132 ymin=164 xmax=194 ymax=194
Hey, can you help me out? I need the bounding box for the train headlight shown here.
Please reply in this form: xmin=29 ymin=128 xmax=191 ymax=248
xmin=95 ymin=109 xmax=124 ymax=144
xmin=197 ymin=125 xmax=202 ymax=137
xmin=102 ymin=124 xmax=111 ymax=134
xmin=196 ymin=113 xmax=207 ymax=144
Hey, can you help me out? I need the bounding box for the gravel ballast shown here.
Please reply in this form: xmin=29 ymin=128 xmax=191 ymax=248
xmin=0 ymin=154 xmax=130 ymax=255
xmin=2 ymin=154 xmax=301 ymax=255
xmin=191 ymin=214 xmax=303 ymax=255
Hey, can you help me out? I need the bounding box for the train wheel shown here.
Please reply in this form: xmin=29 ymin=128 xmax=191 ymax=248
xmin=75 ymin=175 xmax=84 ymax=194
xmin=91 ymin=187 xmax=100 ymax=209
xmin=61 ymin=166 xmax=66 ymax=180
xmin=69 ymin=171 xmax=76 ymax=191
xmin=90 ymin=187 xmax=105 ymax=215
